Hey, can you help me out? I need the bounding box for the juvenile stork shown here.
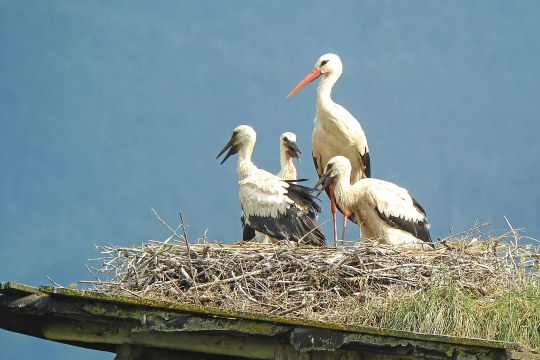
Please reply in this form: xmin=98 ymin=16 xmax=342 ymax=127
xmin=216 ymin=125 xmax=325 ymax=246
xmin=247 ymin=131 xmax=302 ymax=243
xmin=287 ymin=53 xmax=371 ymax=244
xmin=277 ymin=132 xmax=301 ymax=180
xmin=315 ymin=156 xmax=433 ymax=250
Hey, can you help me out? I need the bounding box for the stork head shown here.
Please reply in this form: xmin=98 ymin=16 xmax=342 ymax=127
xmin=216 ymin=125 xmax=256 ymax=164
xmin=314 ymin=156 xmax=351 ymax=197
xmin=280 ymin=132 xmax=301 ymax=161
xmin=316 ymin=53 xmax=343 ymax=76
xmin=287 ymin=53 xmax=343 ymax=98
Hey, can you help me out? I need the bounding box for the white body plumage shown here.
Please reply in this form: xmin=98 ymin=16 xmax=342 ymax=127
xmin=317 ymin=156 xmax=433 ymax=250
xmin=288 ymin=54 xmax=371 ymax=243
xmin=289 ymin=53 xmax=370 ymax=185
xmin=253 ymin=132 xmax=301 ymax=243
xmin=217 ymin=125 xmax=324 ymax=246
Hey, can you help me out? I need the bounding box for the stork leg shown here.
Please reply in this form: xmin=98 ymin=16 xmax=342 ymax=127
xmin=340 ymin=178 xmax=353 ymax=242
xmin=329 ymin=186 xmax=338 ymax=246
xmin=341 ymin=209 xmax=350 ymax=241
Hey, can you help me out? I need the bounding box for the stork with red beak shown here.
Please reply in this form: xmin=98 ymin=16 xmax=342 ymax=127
xmin=288 ymin=53 xmax=371 ymax=245
xmin=315 ymin=156 xmax=433 ymax=250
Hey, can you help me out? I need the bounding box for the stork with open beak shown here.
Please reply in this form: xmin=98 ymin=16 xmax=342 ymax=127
xmin=315 ymin=156 xmax=433 ymax=250
xmin=277 ymin=132 xmax=301 ymax=180
xmin=246 ymin=131 xmax=303 ymax=243
xmin=288 ymin=53 xmax=371 ymax=245
xmin=217 ymin=125 xmax=325 ymax=246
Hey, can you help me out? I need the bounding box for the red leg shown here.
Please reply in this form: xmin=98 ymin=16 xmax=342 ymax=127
xmin=329 ymin=185 xmax=338 ymax=247
xmin=341 ymin=209 xmax=350 ymax=241
xmin=341 ymin=177 xmax=354 ymax=242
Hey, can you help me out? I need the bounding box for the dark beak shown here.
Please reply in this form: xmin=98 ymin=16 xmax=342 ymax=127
xmin=216 ymin=135 xmax=239 ymax=165
xmin=313 ymin=171 xmax=335 ymax=197
xmin=284 ymin=139 xmax=302 ymax=162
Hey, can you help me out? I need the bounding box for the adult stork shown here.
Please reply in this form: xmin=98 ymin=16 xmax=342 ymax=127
xmin=315 ymin=156 xmax=433 ymax=250
xmin=287 ymin=53 xmax=371 ymax=245
xmin=216 ymin=125 xmax=325 ymax=246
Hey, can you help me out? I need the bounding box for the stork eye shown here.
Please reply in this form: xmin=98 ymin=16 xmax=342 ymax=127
xmin=320 ymin=59 xmax=329 ymax=66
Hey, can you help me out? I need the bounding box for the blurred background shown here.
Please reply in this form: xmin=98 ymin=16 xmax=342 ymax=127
xmin=1 ymin=1 xmax=539 ymax=358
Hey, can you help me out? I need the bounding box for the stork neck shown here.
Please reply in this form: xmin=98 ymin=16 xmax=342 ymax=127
xmin=279 ymin=153 xmax=297 ymax=180
xmin=334 ymin=173 xmax=352 ymax=207
xmin=316 ymin=73 xmax=338 ymax=112
xmin=236 ymin=144 xmax=257 ymax=181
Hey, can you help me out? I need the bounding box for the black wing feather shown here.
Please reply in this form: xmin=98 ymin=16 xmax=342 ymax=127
xmin=284 ymin=180 xmax=321 ymax=216
xmin=240 ymin=214 xmax=256 ymax=241
xmin=411 ymin=196 xmax=427 ymax=217
xmin=375 ymin=208 xmax=433 ymax=246
xmin=361 ymin=148 xmax=371 ymax=178
xmin=246 ymin=205 xmax=325 ymax=246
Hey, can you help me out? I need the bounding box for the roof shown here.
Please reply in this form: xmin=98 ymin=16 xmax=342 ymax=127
xmin=0 ymin=281 xmax=535 ymax=359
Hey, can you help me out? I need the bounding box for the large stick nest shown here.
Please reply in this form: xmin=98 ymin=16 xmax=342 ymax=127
xmin=86 ymin=221 xmax=539 ymax=322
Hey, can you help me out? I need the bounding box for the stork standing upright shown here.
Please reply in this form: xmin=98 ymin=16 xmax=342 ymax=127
xmin=287 ymin=53 xmax=371 ymax=245
xmin=216 ymin=125 xmax=325 ymax=246
xmin=315 ymin=156 xmax=433 ymax=250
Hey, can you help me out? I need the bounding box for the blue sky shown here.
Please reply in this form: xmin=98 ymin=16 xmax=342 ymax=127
xmin=1 ymin=1 xmax=539 ymax=358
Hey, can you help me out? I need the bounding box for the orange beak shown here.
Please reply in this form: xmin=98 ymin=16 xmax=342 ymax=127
xmin=287 ymin=68 xmax=322 ymax=98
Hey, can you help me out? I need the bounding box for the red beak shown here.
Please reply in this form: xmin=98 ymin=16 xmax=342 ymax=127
xmin=287 ymin=68 xmax=322 ymax=98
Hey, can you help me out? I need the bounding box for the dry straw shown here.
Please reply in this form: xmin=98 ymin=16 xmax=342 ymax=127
xmin=84 ymin=213 xmax=540 ymax=350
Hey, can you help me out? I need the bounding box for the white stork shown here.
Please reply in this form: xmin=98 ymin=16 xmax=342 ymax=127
xmin=247 ymin=131 xmax=302 ymax=243
xmin=277 ymin=132 xmax=301 ymax=180
xmin=288 ymin=53 xmax=370 ymax=245
xmin=216 ymin=125 xmax=325 ymax=246
xmin=315 ymin=156 xmax=433 ymax=250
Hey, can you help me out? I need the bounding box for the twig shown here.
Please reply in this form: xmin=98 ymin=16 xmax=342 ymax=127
xmin=442 ymin=221 xmax=490 ymax=241
xmin=46 ymin=276 xmax=64 ymax=288
xmin=84 ymin=223 xmax=539 ymax=324
xmin=197 ymin=269 xmax=266 ymax=289
xmin=179 ymin=212 xmax=197 ymax=285
xmin=504 ymin=215 xmax=520 ymax=247
xmin=179 ymin=211 xmax=189 ymax=243
xmin=277 ymin=295 xmax=313 ymax=316
xmin=151 ymin=208 xmax=184 ymax=242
